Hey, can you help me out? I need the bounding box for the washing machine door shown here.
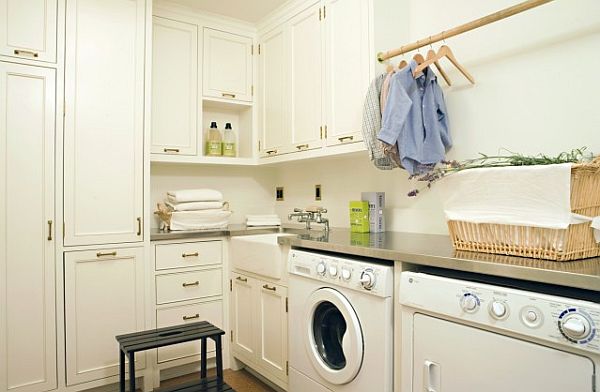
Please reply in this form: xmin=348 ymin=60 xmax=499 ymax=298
xmin=304 ymin=287 xmax=363 ymax=385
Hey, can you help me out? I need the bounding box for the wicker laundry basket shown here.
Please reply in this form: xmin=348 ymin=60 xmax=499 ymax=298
xmin=447 ymin=157 xmax=600 ymax=261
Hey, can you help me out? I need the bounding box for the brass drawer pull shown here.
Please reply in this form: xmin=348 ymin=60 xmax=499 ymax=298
xmin=182 ymin=281 xmax=199 ymax=287
xmin=296 ymin=144 xmax=309 ymax=150
xmin=163 ymin=148 xmax=180 ymax=153
xmin=137 ymin=217 xmax=142 ymax=236
xmin=14 ymin=49 xmax=38 ymax=58
xmin=182 ymin=252 xmax=199 ymax=258
xmin=47 ymin=220 xmax=53 ymax=241
xmin=236 ymin=276 xmax=248 ymax=283
xmin=183 ymin=313 xmax=200 ymax=321
xmin=338 ymin=136 xmax=354 ymax=143
xmin=222 ymin=93 xmax=236 ymax=98
xmin=97 ymin=251 xmax=117 ymax=258
xmin=262 ymin=284 xmax=276 ymax=292
xmin=266 ymin=149 xmax=278 ymax=155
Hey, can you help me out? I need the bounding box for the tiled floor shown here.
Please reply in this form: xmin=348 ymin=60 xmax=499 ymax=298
xmin=159 ymin=369 xmax=276 ymax=392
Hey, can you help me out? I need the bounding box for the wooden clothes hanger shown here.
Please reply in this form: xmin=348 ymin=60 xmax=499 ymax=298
xmin=413 ymin=52 xmax=425 ymax=65
xmin=413 ymin=45 xmax=475 ymax=84
xmin=426 ymin=49 xmax=452 ymax=86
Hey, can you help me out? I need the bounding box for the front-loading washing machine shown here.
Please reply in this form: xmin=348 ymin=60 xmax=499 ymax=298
xmin=288 ymin=249 xmax=394 ymax=392
xmin=399 ymin=270 xmax=599 ymax=392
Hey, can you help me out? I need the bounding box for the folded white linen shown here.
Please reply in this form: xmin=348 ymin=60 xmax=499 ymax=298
xmin=165 ymin=200 xmax=224 ymax=211
xmin=440 ymin=163 xmax=573 ymax=230
xmin=246 ymin=214 xmax=280 ymax=220
xmin=169 ymin=210 xmax=232 ymax=231
xmin=591 ymin=217 xmax=600 ymax=243
xmin=166 ymin=189 xmax=223 ymax=203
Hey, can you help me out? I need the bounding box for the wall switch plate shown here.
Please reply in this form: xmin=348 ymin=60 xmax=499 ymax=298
xmin=276 ymin=187 xmax=284 ymax=201
xmin=315 ymin=184 xmax=322 ymax=201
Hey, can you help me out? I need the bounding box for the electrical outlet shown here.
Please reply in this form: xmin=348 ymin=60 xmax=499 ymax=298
xmin=315 ymin=184 xmax=322 ymax=201
xmin=276 ymin=187 xmax=284 ymax=201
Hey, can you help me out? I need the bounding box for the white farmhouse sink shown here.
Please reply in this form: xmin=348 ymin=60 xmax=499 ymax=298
xmin=230 ymin=233 xmax=294 ymax=280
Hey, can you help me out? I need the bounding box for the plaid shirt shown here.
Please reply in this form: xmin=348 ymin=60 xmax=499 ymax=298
xmin=361 ymin=73 xmax=398 ymax=170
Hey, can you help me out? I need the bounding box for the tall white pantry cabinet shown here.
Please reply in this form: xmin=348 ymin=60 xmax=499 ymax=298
xmin=62 ymin=0 xmax=147 ymax=388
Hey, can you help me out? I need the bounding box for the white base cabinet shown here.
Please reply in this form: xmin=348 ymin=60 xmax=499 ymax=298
xmin=231 ymin=272 xmax=288 ymax=388
xmin=153 ymin=240 xmax=226 ymax=370
xmin=0 ymin=62 xmax=56 ymax=392
xmin=64 ymin=247 xmax=145 ymax=386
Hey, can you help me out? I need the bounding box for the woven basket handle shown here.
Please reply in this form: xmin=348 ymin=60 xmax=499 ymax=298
xmin=590 ymin=155 xmax=600 ymax=165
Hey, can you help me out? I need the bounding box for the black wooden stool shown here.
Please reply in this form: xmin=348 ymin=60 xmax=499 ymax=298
xmin=116 ymin=321 xmax=233 ymax=392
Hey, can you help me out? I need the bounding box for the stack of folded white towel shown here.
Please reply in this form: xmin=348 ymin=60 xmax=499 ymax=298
xmin=165 ymin=189 xmax=231 ymax=231
xmin=246 ymin=214 xmax=281 ymax=227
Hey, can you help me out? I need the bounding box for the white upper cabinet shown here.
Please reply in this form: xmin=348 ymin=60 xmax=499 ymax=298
xmin=64 ymin=0 xmax=145 ymax=246
xmin=324 ymin=0 xmax=370 ymax=145
xmin=289 ymin=3 xmax=324 ymax=152
xmin=259 ymin=26 xmax=289 ymax=157
xmin=0 ymin=0 xmax=57 ymax=63
xmin=203 ymin=28 xmax=253 ymax=102
xmin=0 ymin=62 xmax=56 ymax=392
xmin=152 ymin=16 xmax=198 ymax=156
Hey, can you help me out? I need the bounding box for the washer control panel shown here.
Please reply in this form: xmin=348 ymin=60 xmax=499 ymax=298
xmin=400 ymin=272 xmax=600 ymax=355
xmin=288 ymin=249 xmax=393 ymax=297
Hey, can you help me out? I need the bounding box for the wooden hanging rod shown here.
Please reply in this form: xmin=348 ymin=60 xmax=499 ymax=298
xmin=377 ymin=0 xmax=555 ymax=62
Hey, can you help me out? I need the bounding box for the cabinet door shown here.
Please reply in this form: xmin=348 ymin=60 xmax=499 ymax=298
xmin=289 ymin=3 xmax=324 ymax=152
xmin=257 ymin=282 xmax=288 ymax=382
xmin=0 ymin=62 xmax=56 ymax=392
xmin=324 ymin=0 xmax=370 ymax=146
xmin=0 ymin=0 xmax=57 ymax=63
xmin=64 ymin=247 xmax=145 ymax=385
xmin=231 ymin=273 xmax=257 ymax=362
xmin=259 ymin=26 xmax=290 ymax=157
xmin=152 ymin=17 xmax=198 ymax=156
xmin=156 ymin=300 xmax=223 ymax=363
xmin=203 ymin=28 xmax=253 ymax=102
xmin=64 ymin=0 xmax=145 ymax=246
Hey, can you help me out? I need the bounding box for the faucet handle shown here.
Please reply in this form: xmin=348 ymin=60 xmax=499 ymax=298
xmin=306 ymin=206 xmax=326 ymax=214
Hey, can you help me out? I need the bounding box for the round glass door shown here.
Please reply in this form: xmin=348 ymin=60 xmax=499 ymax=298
xmin=304 ymin=288 xmax=364 ymax=385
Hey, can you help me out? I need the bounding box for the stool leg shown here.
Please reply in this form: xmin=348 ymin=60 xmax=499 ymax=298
xmin=119 ymin=349 xmax=125 ymax=392
xmin=200 ymin=337 xmax=207 ymax=379
xmin=128 ymin=352 xmax=135 ymax=392
xmin=215 ymin=336 xmax=223 ymax=381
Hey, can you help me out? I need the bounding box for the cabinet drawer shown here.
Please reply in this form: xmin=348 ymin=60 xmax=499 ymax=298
xmin=156 ymin=241 xmax=222 ymax=270
xmin=156 ymin=300 xmax=223 ymax=363
xmin=156 ymin=269 xmax=222 ymax=304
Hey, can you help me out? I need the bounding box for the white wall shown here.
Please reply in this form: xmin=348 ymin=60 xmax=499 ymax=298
xmin=150 ymin=163 xmax=276 ymax=228
xmin=274 ymin=0 xmax=600 ymax=234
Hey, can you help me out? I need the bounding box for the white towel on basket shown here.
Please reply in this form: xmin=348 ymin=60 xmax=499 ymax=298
xmin=166 ymin=189 xmax=223 ymax=203
xmin=169 ymin=210 xmax=232 ymax=231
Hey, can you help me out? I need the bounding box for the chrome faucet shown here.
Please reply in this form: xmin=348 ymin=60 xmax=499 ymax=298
xmin=288 ymin=207 xmax=329 ymax=231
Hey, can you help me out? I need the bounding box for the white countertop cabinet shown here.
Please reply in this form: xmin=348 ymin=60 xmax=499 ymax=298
xmin=0 ymin=62 xmax=57 ymax=392
xmin=0 ymin=0 xmax=58 ymax=63
xmin=63 ymin=0 xmax=145 ymax=246
xmin=152 ymin=16 xmax=199 ymax=156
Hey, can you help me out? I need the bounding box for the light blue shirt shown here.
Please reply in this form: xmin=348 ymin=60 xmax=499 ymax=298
xmin=378 ymin=60 xmax=451 ymax=175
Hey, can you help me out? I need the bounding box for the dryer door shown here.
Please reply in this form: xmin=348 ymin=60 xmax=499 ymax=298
xmin=304 ymin=288 xmax=363 ymax=385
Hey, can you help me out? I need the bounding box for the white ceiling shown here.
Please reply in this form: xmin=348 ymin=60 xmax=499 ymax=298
xmin=165 ymin=0 xmax=288 ymax=23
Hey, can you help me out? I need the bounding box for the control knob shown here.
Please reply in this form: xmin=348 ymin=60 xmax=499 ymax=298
xmin=341 ymin=268 xmax=351 ymax=281
xmin=559 ymin=313 xmax=593 ymax=341
xmin=316 ymin=261 xmax=326 ymax=276
xmin=460 ymin=293 xmax=480 ymax=313
xmin=329 ymin=265 xmax=338 ymax=278
xmin=490 ymin=301 xmax=507 ymax=319
xmin=359 ymin=269 xmax=376 ymax=290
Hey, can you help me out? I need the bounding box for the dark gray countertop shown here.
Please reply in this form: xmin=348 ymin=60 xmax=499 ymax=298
xmin=277 ymin=229 xmax=600 ymax=292
xmin=150 ymin=226 xmax=600 ymax=292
